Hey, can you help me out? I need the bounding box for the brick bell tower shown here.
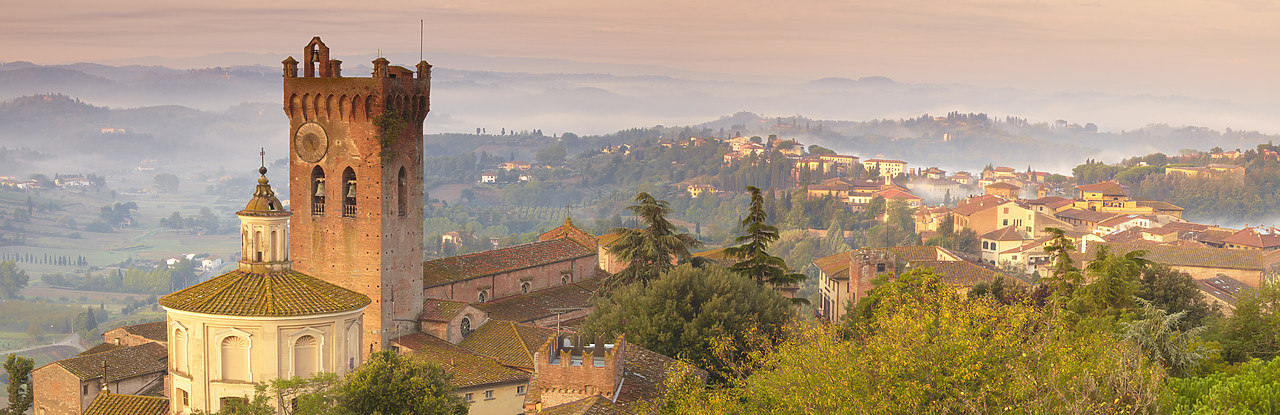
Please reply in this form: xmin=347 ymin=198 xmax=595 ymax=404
xmin=283 ymin=36 xmax=429 ymax=353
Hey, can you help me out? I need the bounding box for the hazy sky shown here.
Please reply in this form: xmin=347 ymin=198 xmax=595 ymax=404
xmin=4 ymin=0 xmax=1279 ymax=101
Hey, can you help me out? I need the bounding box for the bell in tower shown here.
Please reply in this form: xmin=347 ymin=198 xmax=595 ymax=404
xmin=282 ymin=36 xmax=431 ymax=355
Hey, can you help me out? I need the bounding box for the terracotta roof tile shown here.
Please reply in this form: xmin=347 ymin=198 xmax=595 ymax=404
xmin=393 ymin=333 xmax=530 ymax=389
xmin=54 ymin=343 xmax=166 ymax=382
xmin=80 ymin=343 xmax=123 ymax=356
xmin=616 ymin=344 xmax=705 ymax=406
xmin=1195 ymin=229 xmax=1236 ymax=245
xmin=159 ymin=269 xmax=370 ymax=317
xmin=985 ymin=182 xmax=1020 ymax=190
xmin=473 ymin=278 xmax=602 ymax=323
xmin=540 ymin=395 xmax=626 ymax=415
xmin=83 ymin=393 xmax=168 ymax=415
xmin=981 ymin=226 xmax=1026 ymax=242
xmin=952 ymin=195 xmax=1008 ymax=216
xmin=420 ymin=299 xmax=470 ymax=322
xmin=117 ymin=321 xmax=167 ymax=343
xmin=1222 ymin=227 xmax=1280 ymax=249
xmin=1055 ymin=208 xmax=1117 ymax=224
xmin=1135 ymin=200 xmax=1184 ymax=212
xmin=1084 ymin=242 xmax=1264 ymax=271
xmin=812 ymin=252 xmax=850 ymax=276
xmin=878 ymin=188 xmax=921 ymax=200
xmin=424 ymin=239 xmax=595 ymax=287
xmin=459 ymin=321 xmax=560 ymax=370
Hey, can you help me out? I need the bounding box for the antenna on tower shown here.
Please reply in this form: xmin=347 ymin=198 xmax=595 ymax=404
xmin=420 ymin=19 xmax=424 ymax=62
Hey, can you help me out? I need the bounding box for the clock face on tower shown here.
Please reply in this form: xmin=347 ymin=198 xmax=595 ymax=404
xmin=293 ymin=122 xmax=329 ymax=162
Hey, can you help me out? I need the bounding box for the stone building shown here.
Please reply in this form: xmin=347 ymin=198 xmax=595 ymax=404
xmin=158 ymin=166 xmax=370 ymax=414
xmin=32 ymin=343 xmax=168 ymax=415
xmin=283 ymin=37 xmax=431 ymax=354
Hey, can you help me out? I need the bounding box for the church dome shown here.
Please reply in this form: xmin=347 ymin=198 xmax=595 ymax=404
xmin=240 ymin=166 xmax=288 ymax=216
xmin=160 ymin=269 xmax=371 ymax=317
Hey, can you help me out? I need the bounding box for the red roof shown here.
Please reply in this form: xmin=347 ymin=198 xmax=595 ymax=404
xmin=952 ymin=194 xmax=1008 ymax=216
xmin=423 ymin=238 xmax=595 ymax=287
xmin=878 ymin=188 xmax=921 ymax=200
xmin=980 ymin=226 xmax=1026 ymax=242
xmin=1222 ymin=227 xmax=1280 ymax=249
xmin=865 ymin=159 xmax=906 ymax=164
xmin=985 ymin=182 xmax=1020 ymax=190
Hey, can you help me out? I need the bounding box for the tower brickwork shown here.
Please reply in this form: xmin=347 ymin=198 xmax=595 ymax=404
xmin=283 ymin=37 xmax=430 ymax=353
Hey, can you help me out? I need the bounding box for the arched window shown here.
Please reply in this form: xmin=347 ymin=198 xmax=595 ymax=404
xmin=294 ymin=335 xmax=319 ymax=378
xmin=269 ymin=230 xmax=278 ymax=262
xmin=342 ymin=167 xmax=356 ymax=218
xmin=521 ymin=282 xmax=530 ymax=294
xmin=253 ymin=230 xmax=263 ymax=262
xmin=221 ymin=336 xmax=249 ymax=382
xmin=346 ymin=322 xmax=360 ymax=371
xmin=460 ymin=316 xmax=472 ymax=337
xmin=311 ymin=166 xmax=326 ymax=216
xmin=397 ymin=167 xmax=408 ymax=217
xmin=477 ymin=290 xmax=487 ymax=303
xmin=174 ymin=328 xmax=188 ymax=374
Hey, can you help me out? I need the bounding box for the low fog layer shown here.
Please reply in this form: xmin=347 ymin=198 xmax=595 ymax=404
xmin=2 ymin=59 xmax=1279 ymax=176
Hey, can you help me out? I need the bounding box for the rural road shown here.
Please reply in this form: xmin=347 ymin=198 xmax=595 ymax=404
xmin=0 ymin=333 xmax=83 ymax=357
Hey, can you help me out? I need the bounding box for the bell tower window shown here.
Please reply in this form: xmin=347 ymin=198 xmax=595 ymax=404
xmin=311 ymin=166 xmax=325 ymax=216
xmin=342 ymin=167 xmax=357 ymax=218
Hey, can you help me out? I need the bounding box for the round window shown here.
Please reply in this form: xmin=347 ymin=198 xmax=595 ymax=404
xmin=521 ymin=282 xmax=530 ymax=294
xmin=460 ymin=317 xmax=472 ymax=336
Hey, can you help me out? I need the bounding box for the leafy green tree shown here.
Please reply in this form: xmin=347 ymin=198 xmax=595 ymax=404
xmin=2 ymin=354 xmax=34 ymax=415
xmin=1040 ymin=227 xmax=1082 ymax=304
xmin=656 ymin=269 xmax=1166 ymax=414
xmin=1137 ymin=265 xmax=1220 ymax=330
xmin=1217 ymin=280 xmax=1280 ymax=363
xmin=338 ymin=351 xmax=468 ymax=415
xmin=724 ymin=187 xmax=805 ymax=287
xmin=1119 ymin=299 xmax=1213 ymax=377
xmin=1168 ymin=357 xmax=1280 ymax=414
xmin=0 ymin=260 xmax=29 ymax=299
xmin=581 ymin=265 xmax=793 ymax=383
xmin=1070 ymin=246 xmax=1148 ymax=318
xmin=607 ymin=192 xmax=700 ymax=287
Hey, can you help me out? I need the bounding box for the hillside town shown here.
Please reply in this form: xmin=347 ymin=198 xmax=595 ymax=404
xmin=4 ymin=36 xmax=1280 ymax=415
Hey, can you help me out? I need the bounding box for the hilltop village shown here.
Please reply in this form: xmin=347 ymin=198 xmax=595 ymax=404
xmin=8 ymin=38 xmax=1280 ymax=415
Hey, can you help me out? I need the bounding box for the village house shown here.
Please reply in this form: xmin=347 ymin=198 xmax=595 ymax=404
xmin=979 ymin=226 xmax=1029 ymax=265
xmin=951 ymin=171 xmax=975 ymax=185
xmin=686 ymin=184 xmax=718 ymax=198
xmin=480 ymin=172 xmax=497 ymax=183
xmin=499 ymin=161 xmax=532 ymax=171
xmin=814 ymin=246 xmax=1019 ymax=323
xmin=862 ymin=159 xmax=907 ymax=178
xmin=984 ymin=182 xmax=1020 ymax=200
xmin=32 ymin=343 xmax=169 ymax=415
xmin=1222 ymin=227 xmax=1280 ymax=251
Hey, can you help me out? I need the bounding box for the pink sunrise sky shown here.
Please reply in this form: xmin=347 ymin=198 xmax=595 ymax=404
xmin=3 ymin=0 xmax=1279 ymax=101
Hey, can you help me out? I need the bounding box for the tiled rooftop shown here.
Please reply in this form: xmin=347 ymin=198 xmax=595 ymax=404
xmin=54 ymin=343 xmax=166 ymax=382
xmin=393 ymin=332 xmax=530 ymax=389
xmin=420 ymin=299 xmax=471 ymax=322
xmin=115 ymin=321 xmax=167 ymax=343
xmin=459 ymin=320 xmax=560 ymax=370
xmin=472 ymin=278 xmax=602 ymax=323
xmin=423 ymin=238 xmax=595 ymax=287
xmin=159 ymin=269 xmax=370 ymax=317
xmin=83 ymin=393 xmax=168 ymax=415
xmin=1084 ymin=242 xmax=1264 ymax=271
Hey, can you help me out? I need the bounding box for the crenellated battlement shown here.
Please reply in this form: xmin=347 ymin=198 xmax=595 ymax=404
xmin=284 ymin=36 xmax=427 ymax=357
xmin=532 ymin=334 xmax=627 ymax=407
